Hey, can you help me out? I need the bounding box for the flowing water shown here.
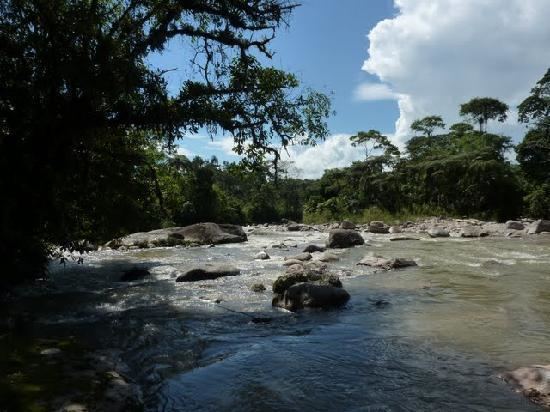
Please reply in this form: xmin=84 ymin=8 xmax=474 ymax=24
xmin=5 ymin=229 xmax=550 ymax=411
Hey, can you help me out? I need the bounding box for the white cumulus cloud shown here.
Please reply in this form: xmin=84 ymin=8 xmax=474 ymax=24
xmin=354 ymin=82 xmax=398 ymax=101
xmin=282 ymin=134 xmax=365 ymax=179
xmin=363 ymin=0 xmax=550 ymax=146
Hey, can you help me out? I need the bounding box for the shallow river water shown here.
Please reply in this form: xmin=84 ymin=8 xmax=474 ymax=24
xmin=10 ymin=229 xmax=550 ymax=411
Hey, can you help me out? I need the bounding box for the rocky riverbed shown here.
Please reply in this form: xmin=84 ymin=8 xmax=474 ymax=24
xmin=3 ymin=218 xmax=550 ymax=411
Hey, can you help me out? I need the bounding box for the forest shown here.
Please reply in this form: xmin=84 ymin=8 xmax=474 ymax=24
xmin=0 ymin=0 xmax=549 ymax=288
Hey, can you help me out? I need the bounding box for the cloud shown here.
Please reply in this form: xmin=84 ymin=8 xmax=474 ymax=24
xmin=354 ymin=83 xmax=398 ymax=101
xmin=362 ymin=0 xmax=550 ymax=146
xmin=176 ymin=146 xmax=193 ymax=157
xmin=282 ymin=134 xmax=365 ymax=179
xmin=207 ymin=136 xmax=238 ymax=156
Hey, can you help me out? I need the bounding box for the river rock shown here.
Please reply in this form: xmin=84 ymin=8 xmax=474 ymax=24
xmin=284 ymin=252 xmax=312 ymax=262
xmin=282 ymin=259 xmax=305 ymax=266
xmin=176 ymin=265 xmax=240 ymax=282
xmin=272 ymin=272 xmax=341 ymax=294
xmin=505 ymin=221 xmax=525 ymax=230
xmin=502 ymin=365 xmax=550 ymax=409
xmin=368 ymin=221 xmax=389 ymax=234
xmin=528 ymin=220 xmax=550 ymax=234
xmin=272 ymin=282 xmax=350 ymax=311
xmin=327 ymin=229 xmax=365 ymax=248
xmin=388 ymin=225 xmax=402 ymax=234
xmin=303 ymin=244 xmax=326 ymax=253
xmin=389 ymin=236 xmax=419 ymax=241
xmin=254 ymin=251 xmax=270 ymax=260
xmin=119 ymin=268 xmax=151 ymax=282
xmin=358 ymin=255 xmax=417 ymax=270
xmin=286 ymin=222 xmax=302 ymax=231
xmin=428 ymin=227 xmax=450 ymax=238
xmin=251 ymin=283 xmax=266 ymax=292
xmin=173 ymin=223 xmax=247 ymax=245
xmin=339 ymin=220 xmax=356 ymax=229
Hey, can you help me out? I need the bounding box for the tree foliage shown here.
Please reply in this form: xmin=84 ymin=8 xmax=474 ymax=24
xmin=0 ymin=0 xmax=331 ymax=287
xmin=459 ymin=97 xmax=509 ymax=132
xmin=410 ymin=115 xmax=445 ymax=137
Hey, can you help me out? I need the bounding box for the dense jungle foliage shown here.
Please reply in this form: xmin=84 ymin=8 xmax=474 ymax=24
xmin=0 ymin=0 xmax=548 ymax=288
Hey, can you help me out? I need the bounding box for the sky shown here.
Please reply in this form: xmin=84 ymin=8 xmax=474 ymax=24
xmin=151 ymin=0 xmax=550 ymax=179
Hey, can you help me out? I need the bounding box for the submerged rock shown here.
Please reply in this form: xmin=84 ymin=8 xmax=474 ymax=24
xmin=251 ymin=283 xmax=266 ymax=292
xmin=284 ymin=252 xmax=312 ymax=262
xmin=176 ymin=265 xmax=240 ymax=282
xmin=327 ymin=229 xmax=365 ymax=248
xmin=502 ymin=365 xmax=550 ymax=409
xmin=272 ymin=282 xmax=350 ymax=311
xmin=317 ymin=252 xmax=340 ymax=262
xmin=119 ymin=268 xmax=151 ymax=282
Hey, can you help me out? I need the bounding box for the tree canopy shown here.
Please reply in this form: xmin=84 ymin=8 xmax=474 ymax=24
xmin=410 ymin=115 xmax=445 ymax=137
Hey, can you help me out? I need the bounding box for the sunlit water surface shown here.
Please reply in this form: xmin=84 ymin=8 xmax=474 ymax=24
xmin=15 ymin=229 xmax=550 ymax=410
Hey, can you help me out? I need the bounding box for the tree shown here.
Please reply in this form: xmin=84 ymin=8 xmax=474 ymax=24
xmin=410 ymin=115 xmax=445 ymax=137
xmin=518 ymin=68 xmax=550 ymax=125
xmin=0 ymin=0 xmax=331 ymax=287
xmin=349 ymin=130 xmax=399 ymax=161
xmin=459 ymin=97 xmax=509 ymax=132
xmin=449 ymin=122 xmax=474 ymax=136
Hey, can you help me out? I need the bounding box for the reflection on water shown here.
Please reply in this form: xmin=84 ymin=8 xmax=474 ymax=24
xmin=7 ymin=230 xmax=550 ymax=410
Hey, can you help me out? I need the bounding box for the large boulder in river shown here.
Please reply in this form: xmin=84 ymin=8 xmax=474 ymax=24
xmin=176 ymin=265 xmax=240 ymax=282
xmin=272 ymin=282 xmax=350 ymax=311
xmin=502 ymin=365 xmax=550 ymax=409
xmin=368 ymin=221 xmax=389 ymax=234
xmin=173 ymin=223 xmax=247 ymax=245
xmin=528 ymin=220 xmax=550 ymax=234
xmin=284 ymin=252 xmax=312 ymax=262
xmin=327 ymin=229 xmax=365 ymax=248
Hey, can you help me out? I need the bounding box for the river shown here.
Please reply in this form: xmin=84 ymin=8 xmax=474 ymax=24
xmin=4 ymin=228 xmax=550 ymax=411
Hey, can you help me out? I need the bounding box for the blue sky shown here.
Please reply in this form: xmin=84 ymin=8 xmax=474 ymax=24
xmin=149 ymin=0 xmax=550 ymax=178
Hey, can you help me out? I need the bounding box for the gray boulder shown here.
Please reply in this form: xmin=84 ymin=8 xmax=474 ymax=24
xmin=176 ymin=265 xmax=240 ymax=282
xmin=528 ymin=220 xmax=550 ymax=234
xmin=428 ymin=227 xmax=450 ymax=238
xmin=339 ymin=220 xmax=356 ymax=230
xmin=317 ymin=252 xmax=340 ymax=262
xmin=327 ymin=229 xmax=365 ymax=248
xmin=272 ymin=271 xmax=341 ymax=294
xmin=505 ymin=220 xmax=525 ymax=230
xmin=173 ymin=223 xmax=247 ymax=245
xmin=286 ymin=222 xmax=302 ymax=231
xmin=388 ymin=225 xmax=402 ymax=234
xmin=368 ymin=221 xmax=389 ymax=234
xmin=358 ymin=255 xmax=417 ymax=270
xmin=272 ymin=282 xmax=350 ymax=311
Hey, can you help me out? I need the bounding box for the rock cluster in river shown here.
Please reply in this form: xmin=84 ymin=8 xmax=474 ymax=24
xmin=503 ymin=364 xmax=550 ymax=409
xmin=176 ymin=265 xmax=240 ymax=282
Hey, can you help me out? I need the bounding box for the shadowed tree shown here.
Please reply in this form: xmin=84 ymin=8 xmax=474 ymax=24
xmin=459 ymin=97 xmax=509 ymax=132
xmin=349 ymin=130 xmax=399 ymax=161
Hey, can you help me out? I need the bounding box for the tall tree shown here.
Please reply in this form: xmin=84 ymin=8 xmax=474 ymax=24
xmin=459 ymin=97 xmax=508 ymax=132
xmin=0 ymin=0 xmax=331 ymax=287
xmin=349 ymin=130 xmax=399 ymax=161
xmin=410 ymin=115 xmax=445 ymax=137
